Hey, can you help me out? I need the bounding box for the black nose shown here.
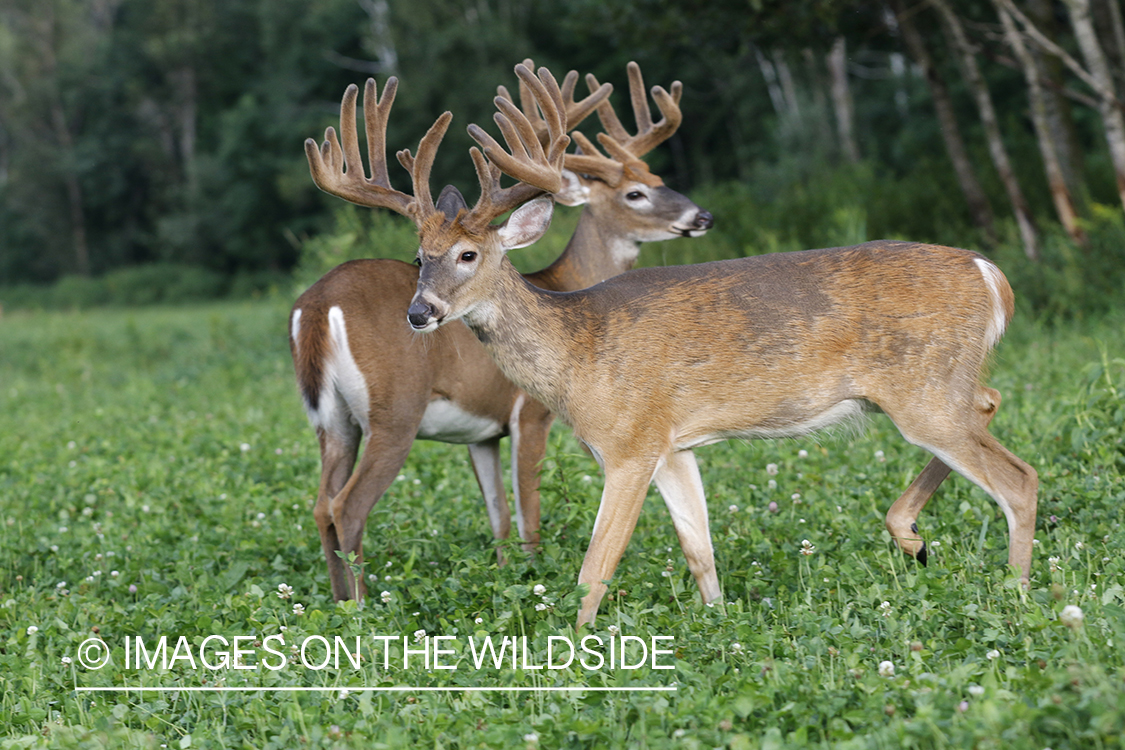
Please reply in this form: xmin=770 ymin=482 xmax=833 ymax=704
xmin=407 ymin=300 xmax=436 ymax=329
xmin=692 ymin=211 xmax=714 ymax=230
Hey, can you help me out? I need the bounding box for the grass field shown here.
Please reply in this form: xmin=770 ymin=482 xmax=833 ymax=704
xmin=0 ymin=298 xmax=1123 ymax=749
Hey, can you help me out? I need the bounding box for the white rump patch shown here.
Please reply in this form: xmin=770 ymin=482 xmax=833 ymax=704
xmin=305 ymin=306 xmax=370 ymax=438
xmin=290 ymin=308 xmax=302 ymax=350
xmin=417 ymin=398 xmax=503 ymax=444
xmin=974 ymin=258 xmax=1008 ymax=349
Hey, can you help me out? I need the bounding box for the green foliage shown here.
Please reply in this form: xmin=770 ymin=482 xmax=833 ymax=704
xmin=0 ymin=300 xmax=1122 ymax=747
xmin=0 ymin=264 xmax=227 ymax=310
xmin=995 ymin=205 xmax=1125 ymax=322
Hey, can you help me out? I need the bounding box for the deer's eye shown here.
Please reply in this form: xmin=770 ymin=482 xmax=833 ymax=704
xmin=459 ymin=251 xmax=478 ymax=263
xmin=625 ymin=191 xmax=644 ymax=201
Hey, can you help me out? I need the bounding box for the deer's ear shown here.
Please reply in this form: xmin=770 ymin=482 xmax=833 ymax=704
xmin=436 ymin=185 xmax=468 ymax=219
xmin=497 ymin=196 xmax=553 ymax=251
xmin=553 ymin=169 xmax=590 ymax=207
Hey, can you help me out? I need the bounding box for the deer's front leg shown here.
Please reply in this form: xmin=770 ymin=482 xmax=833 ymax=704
xmin=576 ymin=457 xmax=658 ymax=628
xmin=468 ymin=437 xmax=510 ymax=565
xmin=510 ymin=394 xmax=553 ymax=552
xmin=653 ymin=449 xmax=720 ymax=604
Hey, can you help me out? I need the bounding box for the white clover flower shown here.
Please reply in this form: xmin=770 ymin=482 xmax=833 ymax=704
xmin=608 ymin=625 xmax=620 ymax=636
xmin=475 ymin=617 xmax=483 ymax=625
xmin=240 ymin=443 xmax=251 ymax=452
xmin=414 ymin=629 xmax=426 ymax=642
xmin=878 ymin=600 xmax=891 ymax=617
xmin=276 ymin=583 xmax=293 ymax=600
xmin=533 ymin=584 xmax=546 ymax=597
xmin=800 ymin=539 xmax=816 ymax=556
xmin=798 ymin=449 xmax=808 ymax=459
xmin=523 ymin=733 xmax=539 ymax=744
xmin=728 ymin=504 xmax=739 ymax=514
xmin=986 ymin=649 xmax=1000 ymax=660
xmin=56 ymin=581 xmax=67 ymax=589
xmin=767 ymin=480 xmax=777 ymax=490
xmin=62 ymin=655 xmax=72 ymax=665
xmin=110 ymin=570 xmax=119 ymax=577
xmin=535 ymin=603 xmax=548 ymax=611
xmin=875 ymin=450 xmax=885 ymax=463
xmin=292 ymin=603 xmax=305 ymax=616
xmin=1060 ymin=604 xmax=1084 ymax=629
xmin=731 ymin=642 xmax=743 ymax=654
xmin=878 ymin=660 xmax=895 ymax=677
xmin=26 ymin=626 xmax=38 ymax=636
xmin=766 ymin=463 xmax=779 ymax=476
xmin=791 ymin=493 xmax=801 ymax=502
xmin=1075 ymin=541 xmax=1084 ymax=551
xmin=968 ymin=685 xmax=984 ymax=697
xmin=381 ymin=590 xmax=392 ymax=604
xmin=1048 ymin=556 xmax=1062 ymax=572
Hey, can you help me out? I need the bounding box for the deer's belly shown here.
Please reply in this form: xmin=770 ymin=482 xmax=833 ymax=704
xmin=416 ymin=399 xmax=505 ymax=444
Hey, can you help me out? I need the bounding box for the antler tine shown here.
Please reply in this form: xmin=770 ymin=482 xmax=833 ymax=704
xmin=304 ymin=78 xmax=415 ymax=217
xmin=500 ymin=60 xmax=612 ymax=146
xmin=396 ymin=111 xmax=453 ymax=220
xmin=463 ymin=64 xmax=570 ymax=232
xmin=563 ymin=130 xmax=625 ymax=185
xmin=589 ymin=61 xmax=683 ymax=160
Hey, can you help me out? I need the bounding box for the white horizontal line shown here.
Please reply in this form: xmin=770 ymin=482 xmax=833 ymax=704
xmin=75 ymin=686 xmax=675 ymax=693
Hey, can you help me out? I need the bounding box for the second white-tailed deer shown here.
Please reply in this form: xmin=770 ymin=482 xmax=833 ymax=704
xmin=292 ymin=64 xmax=712 ymax=601
xmin=404 ymin=73 xmax=1039 ymax=627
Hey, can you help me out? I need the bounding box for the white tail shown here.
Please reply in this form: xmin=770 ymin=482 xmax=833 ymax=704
xmin=291 ymin=64 xmax=711 ymax=601
xmin=406 ymin=95 xmax=1039 ymax=626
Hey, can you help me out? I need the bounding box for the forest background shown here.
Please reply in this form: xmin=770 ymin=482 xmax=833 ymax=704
xmin=1 ymin=0 xmax=1124 ymax=318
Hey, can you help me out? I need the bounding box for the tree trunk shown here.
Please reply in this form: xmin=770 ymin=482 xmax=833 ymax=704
xmin=171 ymin=66 xmax=197 ymax=195
xmin=1106 ymin=0 xmax=1125 ymax=94
xmin=773 ymin=49 xmax=802 ymax=123
xmin=998 ymin=5 xmax=1086 ymax=244
xmin=932 ymin=0 xmax=1039 ymax=260
xmin=894 ymin=0 xmax=996 ymax=240
xmin=1026 ymin=0 xmax=1088 ymax=205
xmin=754 ymin=46 xmax=788 ymax=117
xmin=1065 ymin=0 xmax=1125 ymax=212
xmin=826 ymin=36 xmax=860 ymax=162
xmin=359 ymin=0 xmax=398 ymax=76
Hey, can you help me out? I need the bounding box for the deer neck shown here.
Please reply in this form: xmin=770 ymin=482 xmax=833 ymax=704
xmin=460 ymin=259 xmax=577 ymax=420
xmin=523 ymin=205 xmax=640 ymax=292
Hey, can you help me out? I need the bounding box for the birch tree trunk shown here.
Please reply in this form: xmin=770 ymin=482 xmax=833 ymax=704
xmin=826 ymin=36 xmax=860 ymax=162
xmin=931 ymin=0 xmax=1039 ymax=260
xmin=998 ymin=5 xmax=1086 ymax=244
xmin=1064 ymin=0 xmax=1125 ymax=212
xmin=1026 ymin=0 xmax=1087 ymax=203
xmin=894 ymin=0 xmax=995 ymax=239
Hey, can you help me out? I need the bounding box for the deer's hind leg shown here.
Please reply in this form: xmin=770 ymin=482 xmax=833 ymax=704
xmin=314 ymin=424 xmax=362 ymax=601
xmin=886 ymin=387 xmax=1038 ymax=580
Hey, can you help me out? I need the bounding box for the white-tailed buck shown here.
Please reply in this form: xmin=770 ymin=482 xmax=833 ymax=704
xmin=404 ymin=73 xmax=1039 ymax=627
xmin=291 ymin=63 xmax=712 ymax=601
